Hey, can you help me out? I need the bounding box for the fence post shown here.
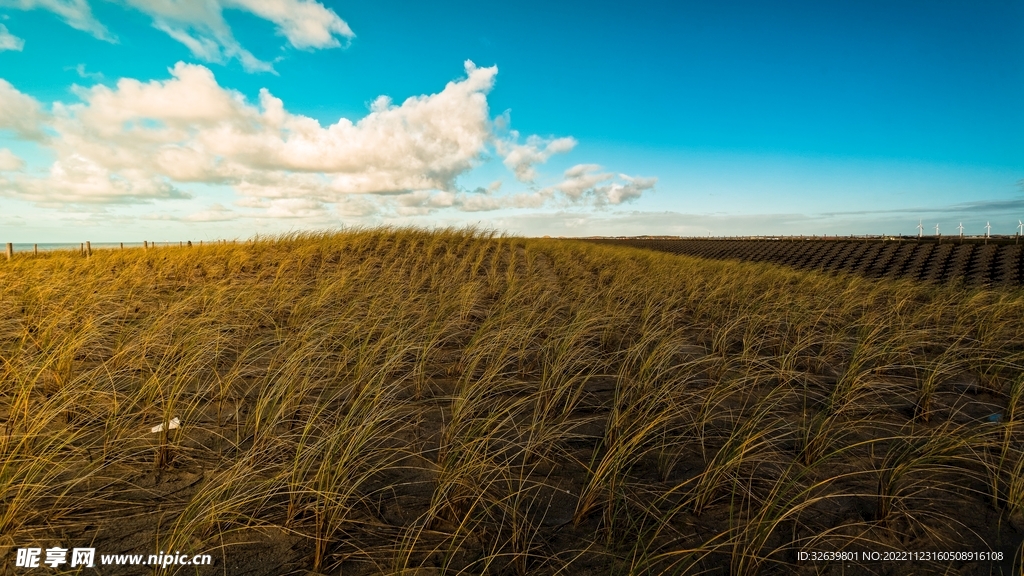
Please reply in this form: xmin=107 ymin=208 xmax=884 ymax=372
xmin=80 ymin=242 xmax=84 ymax=256
xmin=144 ymin=240 xmax=148 ymax=251
xmin=33 ymin=244 xmax=37 ymax=256
xmin=5 ymin=243 xmax=11 ymax=261
xmin=86 ymin=241 xmax=92 ymax=257
xmin=120 ymin=242 xmax=124 ymax=250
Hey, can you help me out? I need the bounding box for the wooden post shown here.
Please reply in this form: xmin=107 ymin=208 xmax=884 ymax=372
xmin=144 ymin=240 xmax=148 ymax=250
xmin=80 ymin=242 xmax=84 ymax=256
xmin=187 ymin=240 xmax=192 ymax=247
xmin=33 ymin=244 xmax=37 ymax=256
xmin=85 ymin=241 xmax=92 ymax=257
xmin=120 ymin=242 xmax=124 ymax=250
xmin=5 ymin=243 xmax=11 ymax=261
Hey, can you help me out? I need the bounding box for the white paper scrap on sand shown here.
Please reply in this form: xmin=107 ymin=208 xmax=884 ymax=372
xmin=150 ymin=417 xmax=181 ymax=433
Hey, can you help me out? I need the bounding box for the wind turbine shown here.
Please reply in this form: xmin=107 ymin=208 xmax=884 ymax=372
xmin=1018 ymin=220 xmax=1023 ymax=244
xmin=985 ymin=222 xmax=991 ymax=238
xmin=935 ymin=223 xmax=940 ymax=236
xmin=917 ymin=220 xmax=923 ymax=239
xmin=958 ymin=222 xmax=964 ymax=237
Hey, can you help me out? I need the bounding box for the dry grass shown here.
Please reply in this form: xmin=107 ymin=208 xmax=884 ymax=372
xmin=1 ymin=228 xmax=1022 ymax=575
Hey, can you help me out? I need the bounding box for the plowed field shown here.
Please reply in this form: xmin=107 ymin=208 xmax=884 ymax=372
xmin=591 ymin=238 xmax=1024 ymax=286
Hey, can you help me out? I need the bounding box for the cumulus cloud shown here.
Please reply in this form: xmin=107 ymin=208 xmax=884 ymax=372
xmin=263 ymin=197 xmax=330 ymax=219
xmin=3 ymin=0 xmax=353 ymax=72
xmin=0 ymin=148 xmax=25 ymax=171
xmin=9 ymin=154 xmax=189 ymax=203
xmin=542 ymin=164 xmax=657 ymax=205
xmin=334 ymin=195 xmax=379 ymax=217
xmin=356 ymin=167 xmax=656 ymax=215
xmin=548 ymin=164 xmax=610 ymax=200
xmin=496 ymin=131 xmax=576 ymax=183
xmin=0 ymin=79 xmax=46 ymax=139
xmin=0 ymin=62 xmax=656 ymax=216
xmin=456 ymin=193 xmax=504 ymax=212
xmin=0 ymin=23 xmax=24 ymax=50
xmin=0 ymin=61 xmax=497 ymax=204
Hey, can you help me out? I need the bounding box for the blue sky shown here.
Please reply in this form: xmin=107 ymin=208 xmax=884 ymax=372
xmin=0 ymin=0 xmax=1021 ymax=240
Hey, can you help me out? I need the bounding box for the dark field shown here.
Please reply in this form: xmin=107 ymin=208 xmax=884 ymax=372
xmin=591 ymin=238 xmax=1024 ymax=286
xmin=1 ymin=230 xmax=1023 ymax=575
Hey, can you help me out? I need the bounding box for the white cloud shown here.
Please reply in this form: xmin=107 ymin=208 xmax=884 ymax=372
xmin=457 ymin=193 xmax=504 ymax=212
xmin=394 ymin=190 xmax=457 ymax=216
xmin=0 ymin=62 xmax=655 ymax=216
xmin=0 ymin=23 xmax=24 ymax=50
xmin=0 ymin=148 xmax=25 ymax=170
xmin=496 ymin=131 xmax=576 ymax=183
xmin=542 ymin=164 xmax=657 ymax=205
xmin=68 ymin=63 xmax=103 ymax=79
xmin=333 ymin=195 xmax=378 ymax=217
xmin=548 ymin=164 xmax=610 ymax=200
xmin=3 ymin=0 xmax=354 ymax=72
xmin=0 ymin=0 xmax=113 ymax=41
xmin=0 ymin=61 xmax=497 ymax=204
xmin=0 ymin=78 xmax=46 ymax=139
xmin=184 ymin=202 xmax=235 ymax=221
xmin=607 ymin=174 xmax=658 ymax=204
xmin=7 ymin=154 xmax=189 ymax=203
xmin=221 ymin=0 xmax=353 ymax=49
xmin=149 ymin=15 xmax=273 ymax=73
xmin=263 ymin=197 xmax=329 ymax=219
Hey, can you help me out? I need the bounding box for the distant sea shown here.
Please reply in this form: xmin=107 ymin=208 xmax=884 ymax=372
xmin=10 ymin=242 xmax=160 ymax=253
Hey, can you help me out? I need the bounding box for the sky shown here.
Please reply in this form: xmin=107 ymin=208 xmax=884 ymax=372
xmin=0 ymin=0 xmax=1021 ymax=241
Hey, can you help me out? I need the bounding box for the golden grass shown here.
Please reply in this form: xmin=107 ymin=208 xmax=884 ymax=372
xmin=1 ymin=228 xmax=1022 ymax=574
